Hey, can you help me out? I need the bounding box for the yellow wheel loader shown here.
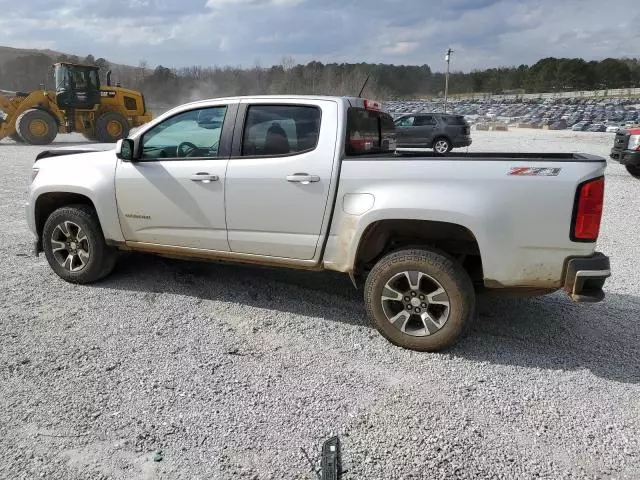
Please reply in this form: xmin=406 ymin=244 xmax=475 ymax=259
xmin=0 ymin=62 xmax=152 ymax=145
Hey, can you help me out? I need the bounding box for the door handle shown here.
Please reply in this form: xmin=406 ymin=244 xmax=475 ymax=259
xmin=286 ymin=173 xmax=320 ymax=185
xmin=190 ymin=172 xmax=219 ymax=183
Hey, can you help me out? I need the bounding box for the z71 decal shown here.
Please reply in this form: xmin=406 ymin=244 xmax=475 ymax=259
xmin=508 ymin=167 xmax=562 ymax=176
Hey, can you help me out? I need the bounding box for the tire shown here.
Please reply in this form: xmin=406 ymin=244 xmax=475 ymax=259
xmin=364 ymin=248 xmax=475 ymax=352
xmin=42 ymin=205 xmax=118 ymax=284
xmin=82 ymin=130 xmax=98 ymax=142
xmin=9 ymin=133 xmax=25 ymax=143
xmin=432 ymin=137 xmax=452 ymax=155
xmin=15 ymin=109 xmax=57 ymax=145
xmin=95 ymin=111 xmax=130 ymax=143
xmin=626 ymin=165 xmax=640 ymax=178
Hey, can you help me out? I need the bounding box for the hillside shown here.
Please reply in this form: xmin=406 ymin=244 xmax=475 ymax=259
xmin=0 ymin=46 xmax=66 ymax=66
xmin=1 ymin=44 xmax=639 ymax=106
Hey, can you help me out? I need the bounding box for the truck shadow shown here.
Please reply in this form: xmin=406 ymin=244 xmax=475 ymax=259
xmin=98 ymin=253 xmax=639 ymax=385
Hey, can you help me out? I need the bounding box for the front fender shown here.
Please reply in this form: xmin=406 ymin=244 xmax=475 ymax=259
xmin=28 ymin=151 xmax=123 ymax=244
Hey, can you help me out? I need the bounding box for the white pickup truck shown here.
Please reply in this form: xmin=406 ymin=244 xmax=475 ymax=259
xmin=26 ymin=95 xmax=611 ymax=351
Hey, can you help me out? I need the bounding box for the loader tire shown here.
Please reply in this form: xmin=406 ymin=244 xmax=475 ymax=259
xmin=96 ymin=112 xmax=130 ymax=143
xmin=9 ymin=133 xmax=25 ymax=143
xmin=82 ymin=130 xmax=98 ymax=142
xmin=16 ymin=109 xmax=58 ymax=145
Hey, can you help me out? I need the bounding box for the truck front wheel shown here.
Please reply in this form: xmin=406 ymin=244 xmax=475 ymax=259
xmin=626 ymin=165 xmax=640 ymax=178
xmin=42 ymin=205 xmax=118 ymax=284
xmin=364 ymin=248 xmax=475 ymax=352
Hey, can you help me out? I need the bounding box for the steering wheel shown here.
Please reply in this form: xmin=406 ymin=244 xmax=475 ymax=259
xmin=177 ymin=141 xmax=199 ymax=157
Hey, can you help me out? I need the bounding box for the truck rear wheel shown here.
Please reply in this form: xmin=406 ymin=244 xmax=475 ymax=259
xmin=626 ymin=165 xmax=640 ymax=178
xmin=96 ymin=112 xmax=130 ymax=143
xmin=42 ymin=205 xmax=118 ymax=284
xmin=364 ymin=248 xmax=475 ymax=352
xmin=16 ymin=109 xmax=58 ymax=145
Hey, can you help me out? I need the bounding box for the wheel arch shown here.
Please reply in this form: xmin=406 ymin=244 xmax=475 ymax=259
xmin=34 ymin=192 xmax=99 ymax=252
xmin=353 ymin=218 xmax=484 ymax=286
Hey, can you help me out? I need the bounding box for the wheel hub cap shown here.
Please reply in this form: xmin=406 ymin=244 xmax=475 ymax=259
xmin=381 ymin=270 xmax=451 ymax=337
xmin=30 ymin=119 xmax=48 ymax=136
xmin=50 ymin=221 xmax=90 ymax=272
xmin=107 ymin=120 xmax=123 ymax=138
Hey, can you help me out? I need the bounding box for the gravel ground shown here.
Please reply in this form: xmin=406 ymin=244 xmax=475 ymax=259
xmin=0 ymin=130 xmax=639 ymax=479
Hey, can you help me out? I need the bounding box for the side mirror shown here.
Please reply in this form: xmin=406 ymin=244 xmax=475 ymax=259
xmin=116 ymin=138 xmax=134 ymax=161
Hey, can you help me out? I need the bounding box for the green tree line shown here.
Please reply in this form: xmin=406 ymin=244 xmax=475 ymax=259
xmin=1 ymin=53 xmax=639 ymax=104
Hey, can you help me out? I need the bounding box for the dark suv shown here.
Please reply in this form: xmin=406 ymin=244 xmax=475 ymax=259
xmin=394 ymin=113 xmax=472 ymax=154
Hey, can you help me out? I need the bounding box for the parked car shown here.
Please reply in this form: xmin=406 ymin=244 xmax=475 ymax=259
xmin=572 ymin=122 xmax=589 ymax=131
xmin=606 ymin=124 xmax=623 ymax=133
xmin=588 ymin=123 xmax=606 ymax=132
xmin=27 ymin=95 xmax=611 ymax=352
xmin=610 ymin=127 xmax=640 ymax=178
xmin=394 ymin=113 xmax=472 ymax=154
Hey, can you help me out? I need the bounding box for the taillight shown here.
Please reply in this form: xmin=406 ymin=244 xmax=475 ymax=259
xmin=571 ymin=176 xmax=605 ymax=242
xmin=628 ymin=134 xmax=640 ymax=151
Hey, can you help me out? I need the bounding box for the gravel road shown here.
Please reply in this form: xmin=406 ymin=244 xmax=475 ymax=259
xmin=1 ymin=130 xmax=639 ymax=479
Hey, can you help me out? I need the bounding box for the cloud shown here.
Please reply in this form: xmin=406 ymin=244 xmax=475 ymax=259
xmin=382 ymin=42 xmax=420 ymax=55
xmin=0 ymin=0 xmax=638 ymax=71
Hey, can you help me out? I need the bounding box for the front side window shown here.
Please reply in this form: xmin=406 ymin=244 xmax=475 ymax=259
xmin=141 ymin=106 xmax=227 ymax=159
xmin=241 ymin=105 xmax=321 ymax=157
xmin=395 ymin=116 xmax=415 ymax=127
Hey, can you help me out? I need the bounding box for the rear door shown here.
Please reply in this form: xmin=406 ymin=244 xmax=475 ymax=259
xmin=224 ymin=99 xmax=337 ymax=260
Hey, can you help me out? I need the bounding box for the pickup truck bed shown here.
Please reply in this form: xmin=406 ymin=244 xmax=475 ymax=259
xmin=26 ymin=95 xmax=611 ymax=352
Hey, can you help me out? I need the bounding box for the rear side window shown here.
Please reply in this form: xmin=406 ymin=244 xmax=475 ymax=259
xmin=346 ymin=108 xmax=396 ymax=155
xmin=242 ymin=105 xmax=321 ymax=157
xmin=442 ymin=115 xmax=467 ymax=125
xmin=415 ymin=115 xmax=436 ymax=126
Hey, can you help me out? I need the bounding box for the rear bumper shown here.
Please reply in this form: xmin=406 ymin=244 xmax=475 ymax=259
xmin=610 ymin=149 xmax=640 ymax=166
xmin=453 ymin=137 xmax=472 ymax=148
xmin=563 ymin=252 xmax=610 ymax=302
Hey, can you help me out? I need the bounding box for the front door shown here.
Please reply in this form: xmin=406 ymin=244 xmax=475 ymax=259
xmin=224 ymin=100 xmax=336 ymax=260
xmin=115 ymin=103 xmax=235 ymax=251
xmin=394 ymin=115 xmax=416 ymax=147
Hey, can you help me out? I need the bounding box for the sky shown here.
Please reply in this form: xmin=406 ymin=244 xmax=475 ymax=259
xmin=0 ymin=0 xmax=638 ymax=72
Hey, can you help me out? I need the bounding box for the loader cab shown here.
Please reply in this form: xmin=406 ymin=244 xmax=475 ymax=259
xmin=54 ymin=63 xmax=101 ymax=110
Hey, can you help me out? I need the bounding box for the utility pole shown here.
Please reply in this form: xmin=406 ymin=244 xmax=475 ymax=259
xmin=444 ymin=48 xmax=453 ymax=113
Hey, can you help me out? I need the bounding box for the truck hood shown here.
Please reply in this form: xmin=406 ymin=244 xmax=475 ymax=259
xmin=35 ymin=143 xmax=116 ymax=161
